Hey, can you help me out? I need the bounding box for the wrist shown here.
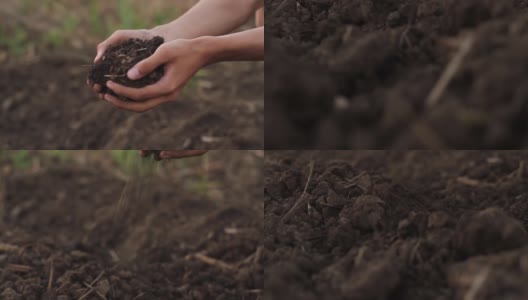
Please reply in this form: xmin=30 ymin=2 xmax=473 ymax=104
xmin=151 ymin=25 xmax=171 ymax=41
xmin=190 ymin=36 xmax=223 ymax=65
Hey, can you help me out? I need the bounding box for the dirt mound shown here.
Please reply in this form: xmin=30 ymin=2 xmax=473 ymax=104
xmin=264 ymin=151 xmax=528 ymax=300
xmin=0 ymin=158 xmax=262 ymax=299
xmin=265 ymin=0 xmax=528 ymax=149
xmin=88 ymin=37 xmax=165 ymax=100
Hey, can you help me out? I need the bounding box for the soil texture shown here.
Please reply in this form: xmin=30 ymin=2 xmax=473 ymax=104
xmin=264 ymin=150 xmax=528 ymax=300
xmin=0 ymin=152 xmax=263 ymax=299
xmin=88 ymin=37 xmax=165 ymax=100
xmin=266 ymin=0 xmax=528 ymax=149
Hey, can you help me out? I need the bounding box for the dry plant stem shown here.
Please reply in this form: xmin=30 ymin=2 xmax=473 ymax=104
xmin=132 ymin=293 xmax=145 ymax=300
xmin=7 ymin=264 xmax=32 ymax=272
xmin=78 ymin=271 xmax=105 ymax=300
xmin=188 ymin=253 xmax=237 ymax=272
xmin=280 ymin=160 xmax=315 ymax=224
xmin=354 ymin=246 xmax=367 ymax=266
xmin=272 ymin=0 xmax=291 ymax=17
xmin=426 ymin=33 xmax=475 ymax=108
xmin=0 ymin=243 xmax=20 ymax=253
xmin=463 ymin=267 xmax=490 ymax=300
xmin=47 ymin=258 xmax=54 ymax=292
xmin=82 ymin=282 xmax=107 ymax=300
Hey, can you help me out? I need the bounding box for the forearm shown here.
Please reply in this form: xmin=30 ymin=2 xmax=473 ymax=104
xmin=201 ymin=27 xmax=264 ymax=63
xmin=153 ymin=0 xmax=261 ymax=40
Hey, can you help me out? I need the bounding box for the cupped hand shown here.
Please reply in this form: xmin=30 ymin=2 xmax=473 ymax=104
xmin=101 ymin=38 xmax=212 ymax=113
xmin=86 ymin=29 xmax=159 ymax=98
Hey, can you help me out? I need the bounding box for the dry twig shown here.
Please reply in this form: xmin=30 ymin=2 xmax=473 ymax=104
xmin=187 ymin=253 xmax=236 ymax=272
xmin=463 ymin=267 xmax=490 ymax=300
xmin=426 ymin=33 xmax=475 ymax=108
xmin=0 ymin=243 xmax=21 ymax=253
xmin=280 ymin=160 xmax=315 ymax=224
xmin=47 ymin=258 xmax=55 ymax=292
xmin=78 ymin=271 xmax=105 ymax=300
xmin=7 ymin=264 xmax=32 ymax=272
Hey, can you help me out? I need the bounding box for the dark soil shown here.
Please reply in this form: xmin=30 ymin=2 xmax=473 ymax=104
xmin=264 ymin=151 xmax=528 ymax=300
xmin=265 ymin=0 xmax=528 ymax=149
xmin=0 ymin=152 xmax=263 ymax=299
xmin=0 ymin=54 xmax=263 ymax=149
xmin=88 ymin=37 xmax=165 ymax=100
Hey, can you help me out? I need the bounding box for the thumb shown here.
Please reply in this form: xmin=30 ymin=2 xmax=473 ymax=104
xmin=127 ymin=47 xmax=169 ymax=80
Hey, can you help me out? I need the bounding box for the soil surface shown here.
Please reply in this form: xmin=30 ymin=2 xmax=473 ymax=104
xmin=0 ymin=53 xmax=263 ymax=150
xmin=88 ymin=37 xmax=165 ymax=100
xmin=264 ymin=151 xmax=528 ymax=300
xmin=0 ymin=152 xmax=263 ymax=299
xmin=266 ymin=0 xmax=528 ymax=149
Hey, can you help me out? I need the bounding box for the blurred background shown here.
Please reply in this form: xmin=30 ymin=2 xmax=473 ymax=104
xmin=0 ymin=0 xmax=264 ymax=150
xmin=0 ymin=0 xmax=195 ymax=60
xmin=0 ymin=150 xmax=263 ymax=202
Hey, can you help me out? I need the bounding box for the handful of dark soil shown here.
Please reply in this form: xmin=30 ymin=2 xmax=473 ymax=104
xmin=88 ymin=36 xmax=165 ymax=100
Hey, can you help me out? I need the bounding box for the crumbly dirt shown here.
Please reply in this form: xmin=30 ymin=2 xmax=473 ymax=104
xmin=0 ymin=53 xmax=263 ymax=149
xmin=264 ymin=150 xmax=528 ymax=300
xmin=0 ymin=152 xmax=263 ymax=300
xmin=88 ymin=37 xmax=165 ymax=100
xmin=265 ymin=0 xmax=528 ymax=149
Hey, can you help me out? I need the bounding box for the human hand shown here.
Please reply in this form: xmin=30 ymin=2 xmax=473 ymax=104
xmin=101 ymin=37 xmax=213 ymax=113
xmin=86 ymin=29 xmax=160 ymax=98
xmin=140 ymin=150 xmax=208 ymax=160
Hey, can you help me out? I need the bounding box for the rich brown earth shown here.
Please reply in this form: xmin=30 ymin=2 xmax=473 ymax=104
xmin=0 ymin=151 xmax=263 ymax=299
xmin=88 ymin=37 xmax=165 ymax=100
xmin=265 ymin=0 xmax=528 ymax=149
xmin=264 ymin=151 xmax=528 ymax=300
xmin=0 ymin=52 xmax=263 ymax=150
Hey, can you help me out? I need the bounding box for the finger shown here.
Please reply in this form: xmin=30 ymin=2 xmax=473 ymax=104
xmin=103 ymin=92 xmax=178 ymax=113
xmin=160 ymin=150 xmax=208 ymax=159
xmin=106 ymin=76 xmax=174 ymax=101
xmin=127 ymin=46 xmax=170 ymax=80
xmin=94 ymin=30 xmax=129 ymax=63
xmin=93 ymin=84 xmax=102 ymax=93
xmin=139 ymin=150 xmax=148 ymax=157
xmin=98 ymin=93 xmax=104 ymax=100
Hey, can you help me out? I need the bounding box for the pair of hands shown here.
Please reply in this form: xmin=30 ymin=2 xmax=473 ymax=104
xmin=140 ymin=150 xmax=208 ymax=160
xmin=87 ymin=30 xmax=212 ymax=113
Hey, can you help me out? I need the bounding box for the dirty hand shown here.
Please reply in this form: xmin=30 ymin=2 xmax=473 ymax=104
xmin=101 ymin=38 xmax=212 ymax=113
xmin=140 ymin=150 xmax=208 ymax=160
xmin=86 ymin=29 xmax=159 ymax=97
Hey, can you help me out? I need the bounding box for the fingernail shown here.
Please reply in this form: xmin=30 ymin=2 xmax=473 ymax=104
xmin=127 ymin=68 xmax=140 ymax=80
xmin=106 ymin=81 xmax=114 ymax=88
